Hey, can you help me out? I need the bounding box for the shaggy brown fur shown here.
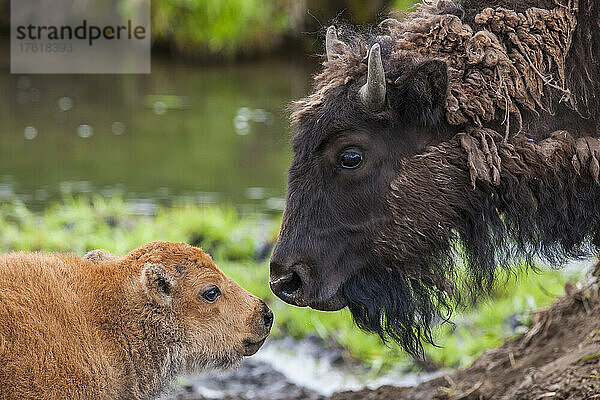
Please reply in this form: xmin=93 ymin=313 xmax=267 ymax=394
xmin=0 ymin=241 xmax=272 ymax=400
xmin=359 ymin=127 xmax=600 ymax=352
xmin=271 ymin=0 xmax=600 ymax=356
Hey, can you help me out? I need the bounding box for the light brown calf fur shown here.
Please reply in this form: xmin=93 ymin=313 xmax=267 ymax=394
xmin=0 ymin=241 xmax=272 ymax=400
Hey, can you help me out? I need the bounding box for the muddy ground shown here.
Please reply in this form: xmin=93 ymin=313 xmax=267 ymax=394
xmin=168 ymin=282 xmax=600 ymax=400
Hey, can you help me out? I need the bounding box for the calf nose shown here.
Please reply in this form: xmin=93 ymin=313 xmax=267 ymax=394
xmin=269 ymin=261 xmax=304 ymax=306
xmin=261 ymin=303 xmax=273 ymax=330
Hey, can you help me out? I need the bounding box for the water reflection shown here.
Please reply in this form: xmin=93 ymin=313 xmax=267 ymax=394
xmin=76 ymin=124 xmax=93 ymax=138
xmin=58 ymin=96 xmax=73 ymax=111
xmin=234 ymin=107 xmax=274 ymax=136
xmin=0 ymin=40 xmax=315 ymax=211
xmin=111 ymin=121 xmax=125 ymax=135
xmin=23 ymin=126 xmax=38 ymax=140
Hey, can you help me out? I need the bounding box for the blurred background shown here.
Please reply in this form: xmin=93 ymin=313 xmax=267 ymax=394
xmin=0 ymin=1 xmax=584 ymax=399
xmin=0 ymin=0 xmax=416 ymax=213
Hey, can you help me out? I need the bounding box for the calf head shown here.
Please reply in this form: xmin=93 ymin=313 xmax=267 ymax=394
xmin=129 ymin=241 xmax=273 ymax=370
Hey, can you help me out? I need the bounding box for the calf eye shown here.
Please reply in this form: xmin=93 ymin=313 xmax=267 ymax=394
xmin=201 ymin=286 xmax=221 ymax=302
xmin=339 ymin=149 xmax=363 ymax=169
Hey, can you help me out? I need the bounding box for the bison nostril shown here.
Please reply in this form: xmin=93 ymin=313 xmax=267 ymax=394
xmin=270 ymin=264 xmax=305 ymax=305
xmin=280 ymin=272 xmax=302 ymax=298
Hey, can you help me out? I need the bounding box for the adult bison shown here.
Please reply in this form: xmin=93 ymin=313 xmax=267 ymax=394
xmin=269 ymin=0 xmax=600 ymax=355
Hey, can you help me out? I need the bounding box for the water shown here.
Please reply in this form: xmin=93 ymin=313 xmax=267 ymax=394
xmin=0 ymin=40 xmax=315 ymax=212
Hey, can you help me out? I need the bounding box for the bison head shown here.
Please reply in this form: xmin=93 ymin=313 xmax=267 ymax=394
xmin=269 ymin=26 xmax=468 ymax=356
xmin=270 ymin=0 xmax=595 ymax=356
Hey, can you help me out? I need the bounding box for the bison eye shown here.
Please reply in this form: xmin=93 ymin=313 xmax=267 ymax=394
xmin=201 ymin=286 xmax=221 ymax=302
xmin=339 ymin=149 xmax=363 ymax=169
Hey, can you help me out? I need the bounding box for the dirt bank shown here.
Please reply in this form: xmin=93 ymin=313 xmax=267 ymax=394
xmin=331 ymin=282 xmax=600 ymax=400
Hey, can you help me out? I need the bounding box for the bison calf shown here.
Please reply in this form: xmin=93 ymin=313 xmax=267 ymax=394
xmin=0 ymin=241 xmax=272 ymax=400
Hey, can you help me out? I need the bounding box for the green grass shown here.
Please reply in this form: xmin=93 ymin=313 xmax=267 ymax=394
xmin=0 ymin=196 xmax=584 ymax=373
xmin=0 ymin=195 xmax=269 ymax=261
xmin=150 ymin=0 xmax=421 ymax=58
xmin=392 ymin=0 xmax=419 ymax=11
xmin=152 ymin=0 xmax=290 ymax=57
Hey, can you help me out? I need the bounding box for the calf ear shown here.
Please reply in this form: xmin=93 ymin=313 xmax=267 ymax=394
xmin=141 ymin=263 xmax=174 ymax=306
xmin=391 ymin=60 xmax=448 ymax=127
xmin=84 ymin=249 xmax=113 ymax=264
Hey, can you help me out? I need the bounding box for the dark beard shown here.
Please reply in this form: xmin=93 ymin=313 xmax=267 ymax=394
xmin=342 ymin=260 xmax=455 ymax=358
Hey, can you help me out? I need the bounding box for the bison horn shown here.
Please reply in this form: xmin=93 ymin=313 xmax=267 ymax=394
xmin=359 ymin=43 xmax=386 ymax=112
xmin=326 ymin=26 xmax=345 ymax=61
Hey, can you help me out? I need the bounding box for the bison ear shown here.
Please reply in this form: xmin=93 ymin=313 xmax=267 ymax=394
xmin=391 ymin=60 xmax=448 ymax=127
xmin=141 ymin=263 xmax=174 ymax=306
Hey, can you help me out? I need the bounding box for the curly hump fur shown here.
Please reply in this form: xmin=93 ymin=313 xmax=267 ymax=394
xmin=272 ymin=0 xmax=600 ymax=357
xmin=292 ymin=0 xmax=594 ymax=137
